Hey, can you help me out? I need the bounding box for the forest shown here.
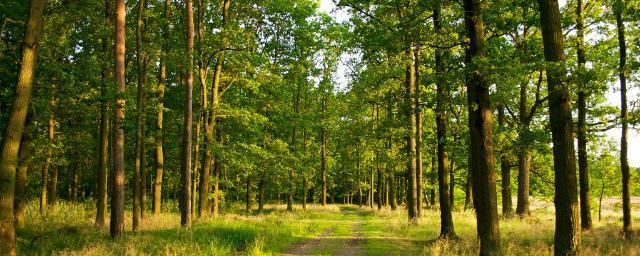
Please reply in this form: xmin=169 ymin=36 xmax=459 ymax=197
xmin=0 ymin=0 xmax=639 ymax=255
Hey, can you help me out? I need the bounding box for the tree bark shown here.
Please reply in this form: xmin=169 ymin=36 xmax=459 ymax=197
xmin=321 ymin=91 xmax=328 ymax=206
xmin=14 ymin=114 xmax=32 ymax=228
xmin=0 ymin=0 xmax=45 ymax=249
xmin=41 ymin=88 xmax=56 ymax=214
xmin=463 ymin=0 xmax=501 ymax=254
xmin=133 ymin=0 xmax=147 ymax=232
xmin=576 ymin=0 xmax=592 ymax=231
xmin=154 ymin=0 xmax=170 ymax=216
xmin=110 ymin=0 xmax=126 ymax=238
xmin=96 ymin=0 xmax=112 ymax=228
xmin=415 ymin=48 xmax=423 ymax=215
xmin=516 ymin=150 xmax=531 ymax=216
xmin=405 ymin=44 xmax=418 ymax=222
xmin=615 ymin=0 xmax=631 ymax=238
xmin=498 ymin=107 xmax=513 ymax=219
xmin=434 ymin=2 xmax=456 ymax=239
xmin=538 ymin=0 xmax=580 ymax=253
xmin=181 ymin=0 xmax=195 ymax=228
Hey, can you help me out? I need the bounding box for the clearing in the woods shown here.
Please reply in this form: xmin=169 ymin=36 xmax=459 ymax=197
xmin=16 ymin=201 xmax=640 ymax=255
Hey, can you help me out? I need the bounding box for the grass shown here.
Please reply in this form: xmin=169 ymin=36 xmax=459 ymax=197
xmin=15 ymin=199 xmax=640 ymax=255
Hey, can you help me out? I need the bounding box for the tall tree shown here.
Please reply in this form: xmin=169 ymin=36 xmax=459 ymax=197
xmin=0 ymin=0 xmax=45 ymax=254
xmin=538 ymin=0 xmax=580 ymax=254
xmin=41 ymin=88 xmax=55 ymax=214
xmin=154 ymin=0 xmax=170 ymax=216
xmin=110 ymin=0 xmax=126 ymax=238
xmin=615 ymin=0 xmax=631 ymax=238
xmin=181 ymin=0 xmax=195 ymax=228
xmin=133 ymin=0 xmax=147 ymax=232
xmin=404 ymin=38 xmax=418 ymax=223
xmin=498 ymin=106 xmax=513 ymax=218
xmin=463 ymin=0 xmax=501 ymax=254
xmin=576 ymin=0 xmax=592 ymax=230
xmin=96 ymin=0 xmax=112 ymax=228
xmin=434 ymin=0 xmax=455 ymax=239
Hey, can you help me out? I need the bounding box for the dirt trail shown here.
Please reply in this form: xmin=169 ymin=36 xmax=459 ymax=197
xmin=282 ymin=227 xmax=337 ymax=256
xmin=282 ymin=207 xmax=368 ymax=256
xmin=338 ymin=220 xmax=366 ymax=256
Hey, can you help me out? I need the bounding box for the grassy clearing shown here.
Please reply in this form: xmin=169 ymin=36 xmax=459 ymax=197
xmin=16 ymin=199 xmax=640 ymax=255
xmin=361 ymin=202 xmax=640 ymax=256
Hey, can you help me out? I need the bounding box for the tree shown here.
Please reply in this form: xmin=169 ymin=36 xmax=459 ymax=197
xmin=154 ymin=0 xmax=170 ymax=216
xmin=110 ymin=0 xmax=126 ymax=238
xmin=575 ymin=0 xmax=592 ymax=231
xmin=181 ymin=0 xmax=195 ymax=228
xmin=614 ymin=0 xmax=631 ymax=238
xmin=0 ymin=0 xmax=45 ymax=254
xmin=96 ymin=0 xmax=112 ymax=228
xmin=133 ymin=0 xmax=147 ymax=232
xmin=0 ymin=0 xmax=45 ymax=253
xmin=537 ymin=0 xmax=580 ymax=254
xmin=434 ymin=0 xmax=455 ymax=239
xmin=463 ymin=0 xmax=501 ymax=254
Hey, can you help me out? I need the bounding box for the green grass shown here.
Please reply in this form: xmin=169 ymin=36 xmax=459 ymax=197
xmin=15 ymin=200 xmax=640 ymax=255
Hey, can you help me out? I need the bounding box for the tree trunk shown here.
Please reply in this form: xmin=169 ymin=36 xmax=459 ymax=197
xmin=49 ymin=167 xmax=58 ymax=207
xmin=110 ymin=0 xmax=126 ymax=238
xmin=42 ymin=88 xmax=56 ymax=214
xmin=463 ymin=0 xmax=501 ymax=253
xmin=434 ymin=3 xmax=456 ymax=239
xmin=321 ymin=96 xmax=328 ymax=206
xmin=246 ymin=175 xmax=252 ymax=212
xmin=154 ymin=0 xmax=170 ymax=216
xmin=0 ymin=0 xmax=45 ymax=251
xmin=181 ymin=0 xmax=194 ymax=228
xmin=258 ymin=176 xmax=264 ymax=213
xmin=464 ymin=171 xmax=473 ymax=210
xmin=498 ymin=107 xmax=512 ymax=218
xmin=133 ymin=0 xmax=146 ymax=232
xmin=576 ymin=0 xmax=592 ymax=231
xmin=516 ymin=150 xmax=531 ymax=216
xmin=14 ymin=114 xmax=33 ymax=228
xmin=538 ymin=0 xmax=580 ymax=253
xmin=203 ymin=0 xmax=230 ymax=217
xmin=615 ymin=0 xmax=631 ymax=238
xmin=405 ymin=44 xmax=418 ymax=222
xmin=96 ymin=0 xmax=111 ymax=228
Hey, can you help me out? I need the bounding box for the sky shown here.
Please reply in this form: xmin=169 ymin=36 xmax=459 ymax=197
xmin=318 ymin=0 xmax=640 ymax=167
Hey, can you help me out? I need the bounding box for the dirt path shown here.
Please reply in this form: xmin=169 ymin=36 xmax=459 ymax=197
xmin=282 ymin=227 xmax=337 ymax=256
xmin=281 ymin=207 xmax=368 ymax=256
xmin=338 ymin=220 xmax=366 ymax=256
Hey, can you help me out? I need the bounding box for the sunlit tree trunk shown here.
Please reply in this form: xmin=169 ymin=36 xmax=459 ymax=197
xmin=463 ymin=0 xmax=501 ymax=254
xmin=180 ymin=0 xmax=195 ymax=228
xmin=538 ymin=0 xmax=580 ymax=253
xmin=414 ymin=48 xmax=423 ymax=215
xmin=110 ymin=0 xmax=126 ymax=238
xmin=0 ymin=0 xmax=45 ymax=250
xmin=615 ymin=0 xmax=631 ymax=238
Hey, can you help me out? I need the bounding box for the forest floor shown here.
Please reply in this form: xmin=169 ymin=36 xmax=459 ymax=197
xmin=15 ymin=199 xmax=640 ymax=255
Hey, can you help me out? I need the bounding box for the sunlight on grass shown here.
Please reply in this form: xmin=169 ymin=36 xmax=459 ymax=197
xmin=15 ymin=200 xmax=640 ymax=255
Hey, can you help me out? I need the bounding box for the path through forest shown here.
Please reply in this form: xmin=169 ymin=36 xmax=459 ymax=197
xmin=282 ymin=206 xmax=369 ymax=255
